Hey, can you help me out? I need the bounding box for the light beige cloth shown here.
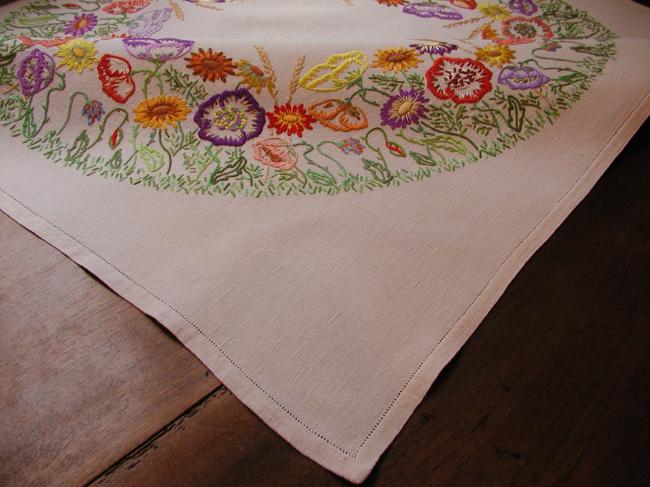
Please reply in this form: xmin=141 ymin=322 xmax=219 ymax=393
xmin=0 ymin=0 xmax=648 ymax=482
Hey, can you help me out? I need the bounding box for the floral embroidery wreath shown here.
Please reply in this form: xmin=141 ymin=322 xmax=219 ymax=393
xmin=0 ymin=0 xmax=616 ymax=198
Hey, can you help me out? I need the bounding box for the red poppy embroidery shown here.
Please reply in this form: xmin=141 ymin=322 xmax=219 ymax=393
xmin=425 ymin=57 xmax=493 ymax=104
xmin=499 ymin=17 xmax=554 ymax=45
xmin=97 ymin=54 xmax=135 ymax=104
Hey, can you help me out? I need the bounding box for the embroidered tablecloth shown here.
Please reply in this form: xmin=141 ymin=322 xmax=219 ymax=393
xmin=0 ymin=0 xmax=648 ymax=482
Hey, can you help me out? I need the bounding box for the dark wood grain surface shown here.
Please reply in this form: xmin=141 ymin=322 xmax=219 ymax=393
xmin=0 ymin=215 xmax=220 ymax=487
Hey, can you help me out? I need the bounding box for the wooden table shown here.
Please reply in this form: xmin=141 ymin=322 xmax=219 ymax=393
xmin=1 ymin=115 xmax=648 ymax=486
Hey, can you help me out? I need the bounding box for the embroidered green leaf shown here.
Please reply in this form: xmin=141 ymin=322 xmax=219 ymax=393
xmin=306 ymin=169 xmax=336 ymax=187
xmin=571 ymin=45 xmax=607 ymax=57
xmin=21 ymin=109 xmax=36 ymax=138
xmin=0 ymin=52 xmax=15 ymax=67
xmin=162 ymin=65 xmax=208 ymax=108
xmin=138 ymin=145 xmax=165 ymax=172
xmin=209 ymin=150 xmax=247 ymax=185
xmin=506 ymin=96 xmax=525 ymax=133
xmin=422 ymin=135 xmax=467 ymax=155
xmin=66 ymin=130 xmax=89 ymax=161
xmin=106 ymin=149 xmax=122 ymax=170
xmin=16 ymin=14 xmax=55 ymax=27
xmin=409 ymin=151 xmax=439 ymax=167
xmin=362 ymin=158 xmax=392 ymax=184
xmin=368 ymin=74 xmax=403 ymax=93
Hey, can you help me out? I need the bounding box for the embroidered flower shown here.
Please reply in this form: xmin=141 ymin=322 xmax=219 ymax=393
xmin=540 ymin=41 xmax=561 ymax=52
xmin=102 ymin=0 xmax=150 ymax=15
xmin=380 ymin=88 xmax=429 ymax=129
xmin=403 ymin=3 xmax=463 ymax=20
xmin=299 ymin=51 xmax=369 ymax=92
xmin=307 ymin=99 xmax=368 ymax=132
xmin=375 ymin=0 xmax=405 ymax=6
xmin=64 ymin=13 xmax=97 ymax=36
xmin=123 ymin=37 xmax=194 ymax=62
xmin=57 ymin=38 xmax=97 ymax=73
xmin=194 ymin=88 xmax=265 ymax=147
xmin=267 ymin=104 xmax=316 ymax=137
xmin=410 ymin=40 xmax=458 ymax=56
xmin=372 ymin=47 xmax=422 ymax=72
xmin=508 ymin=0 xmax=538 ymax=16
xmin=252 ymin=138 xmax=298 ymax=171
xmin=235 ymin=59 xmax=269 ymax=93
xmin=337 ymin=138 xmax=365 ymax=155
xmin=426 ymin=56 xmax=493 ymax=104
xmin=185 ymin=48 xmax=235 ymax=82
xmin=498 ymin=65 xmax=549 ymax=90
xmin=133 ymin=95 xmax=191 ymax=130
xmin=451 ymin=0 xmax=477 ymax=8
xmin=500 ymin=16 xmax=553 ymax=45
xmin=477 ymin=2 xmax=511 ymax=20
xmin=475 ymin=43 xmax=516 ymax=67
xmin=81 ymin=100 xmax=104 ymax=125
xmin=16 ymin=49 xmax=55 ymax=96
xmin=128 ymin=8 xmax=172 ymax=37
xmin=481 ymin=24 xmax=500 ymax=40
xmin=97 ymin=54 xmax=135 ymax=103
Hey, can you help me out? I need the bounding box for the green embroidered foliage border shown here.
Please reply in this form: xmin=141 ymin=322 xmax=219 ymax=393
xmin=0 ymin=0 xmax=616 ymax=198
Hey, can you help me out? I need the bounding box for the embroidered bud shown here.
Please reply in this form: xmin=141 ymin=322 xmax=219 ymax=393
xmin=385 ymin=141 xmax=406 ymax=158
xmin=108 ymin=127 xmax=123 ymax=149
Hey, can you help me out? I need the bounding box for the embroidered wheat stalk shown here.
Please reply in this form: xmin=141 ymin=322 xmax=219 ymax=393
xmin=255 ymin=45 xmax=279 ymax=106
xmin=168 ymin=0 xmax=184 ymax=20
xmin=287 ymin=55 xmax=305 ymax=105
xmin=445 ymin=16 xmax=483 ymax=28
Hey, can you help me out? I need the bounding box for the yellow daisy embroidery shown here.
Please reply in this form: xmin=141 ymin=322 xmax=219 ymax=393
xmin=475 ymin=44 xmax=516 ymax=68
xmin=372 ymin=47 xmax=422 ymax=73
xmin=57 ymin=39 xmax=97 ymax=73
xmin=133 ymin=95 xmax=191 ymax=130
xmin=478 ymin=3 xmax=512 ymax=20
xmin=235 ymin=59 xmax=269 ymax=93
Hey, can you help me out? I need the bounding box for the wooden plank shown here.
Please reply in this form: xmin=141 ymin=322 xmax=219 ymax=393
xmin=0 ymin=214 xmax=221 ymax=487
xmin=90 ymin=121 xmax=649 ymax=486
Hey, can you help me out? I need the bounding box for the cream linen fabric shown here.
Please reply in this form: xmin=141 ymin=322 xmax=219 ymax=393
xmin=0 ymin=0 xmax=648 ymax=482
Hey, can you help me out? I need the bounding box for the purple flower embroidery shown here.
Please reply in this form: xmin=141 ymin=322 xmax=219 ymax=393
xmin=64 ymin=13 xmax=98 ymax=36
xmin=16 ymin=49 xmax=55 ymax=97
xmin=410 ymin=40 xmax=458 ymax=56
xmin=498 ymin=65 xmax=550 ymax=90
xmin=403 ymin=3 xmax=463 ymax=20
xmin=194 ymin=88 xmax=265 ymax=147
xmin=123 ymin=37 xmax=194 ymax=62
xmin=81 ymin=100 xmax=105 ymax=125
xmin=127 ymin=8 xmax=172 ymax=37
xmin=380 ymin=88 xmax=429 ymax=129
xmin=508 ymin=0 xmax=538 ymax=16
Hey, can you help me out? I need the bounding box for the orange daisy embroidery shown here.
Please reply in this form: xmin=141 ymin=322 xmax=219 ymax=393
xmin=185 ymin=48 xmax=235 ymax=82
